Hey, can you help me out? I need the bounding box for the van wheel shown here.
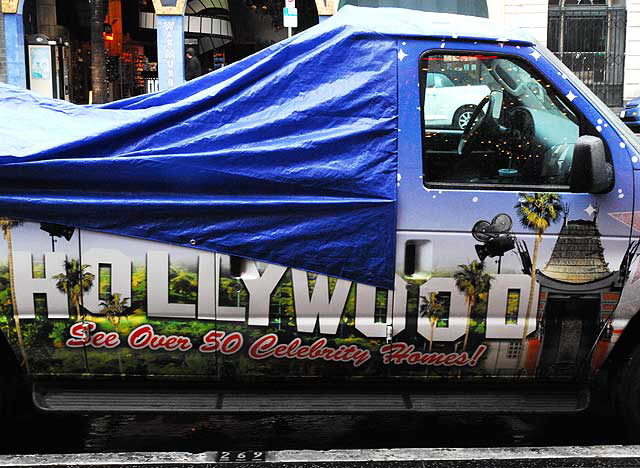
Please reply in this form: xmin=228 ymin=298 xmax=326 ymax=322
xmin=453 ymin=105 xmax=477 ymax=130
xmin=0 ymin=378 xmax=15 ymax=421
xmin=613 ymin=344 xmax=640 ymax=439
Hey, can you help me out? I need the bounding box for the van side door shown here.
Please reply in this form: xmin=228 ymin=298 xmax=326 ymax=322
xmin=393 ymin=39 xmax=634 ymax=379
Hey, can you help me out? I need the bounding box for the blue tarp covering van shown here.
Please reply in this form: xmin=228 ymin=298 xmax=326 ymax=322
xmin=0 ymin=7 xmax=532 ymax=289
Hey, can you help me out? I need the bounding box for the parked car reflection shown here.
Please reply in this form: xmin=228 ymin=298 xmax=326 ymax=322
xmin=620 ymin=97 xmax=640 ymax=133
xmin=423 ymin=72 xmax=490 ymax=130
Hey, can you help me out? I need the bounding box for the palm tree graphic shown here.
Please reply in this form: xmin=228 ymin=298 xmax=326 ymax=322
xmin=420 ymin=292 xmax=446 ymax=353
xmin=99 ymin=293 xmax=130 ymax=332
xmin=454 ymin=260 xmax=491 ymax=352
xmin=53 ymin=260 xmax=95 ymax=322
xmin=53 ymin=260 xmax=95 ymax=371
xmin=0 ymin=218 xmax=29 ymax=372
xmin=514 ymin=192 xmax=563 ymax=371
xmin=99 ymin=293 xmax=130 ymax=374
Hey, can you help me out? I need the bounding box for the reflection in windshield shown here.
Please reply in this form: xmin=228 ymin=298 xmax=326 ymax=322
xmin=421 ymin=52 xmax=581 ymax=188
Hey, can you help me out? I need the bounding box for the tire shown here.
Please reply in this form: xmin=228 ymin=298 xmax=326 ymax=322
xmin=613 ymin=344 xmax=640 ymax=439
xmin=452 ymin=105 xmax=477 ymax=130
xmin=0 ymin=375 xmax=20 ymax=421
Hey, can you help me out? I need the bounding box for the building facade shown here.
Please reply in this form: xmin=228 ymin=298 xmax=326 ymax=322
xmin=0 ymin=10 xmax=6 ymax=83
xmin=314 ymin=0 xmax=638 ymax=108
xmin=3 ymin=0 xmax=638 ymax=108
xmin=488 ymin=0 xmax=637 ymax=108
xmin=1 ymin=0 xmax=320 ymax=102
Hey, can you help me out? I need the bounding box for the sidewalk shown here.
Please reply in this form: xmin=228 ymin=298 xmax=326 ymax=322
xmin=1 ymin=446 xmax=640 ymax=468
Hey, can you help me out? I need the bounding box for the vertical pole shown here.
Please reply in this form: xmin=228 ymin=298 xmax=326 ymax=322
xmin=77 ymin=227 xmax=90 ymax=372
xmin=3 ymin=12 xmax=26 ymax=88
xmin=90 ymin=0 xmax=107 ymax=103
xmin=156 ymin=14 xmax=184 ymax=90
xmin=277 ymin=288 xmax=281 ymax=330
xmin=0 ymin=9 xmax=7 ymax=83
xmin=315 ymin=0 xmax=336 ymax=23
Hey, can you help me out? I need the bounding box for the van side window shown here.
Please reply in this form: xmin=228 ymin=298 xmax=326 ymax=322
xmin=420 ymin=52 xmax=585 ymax=190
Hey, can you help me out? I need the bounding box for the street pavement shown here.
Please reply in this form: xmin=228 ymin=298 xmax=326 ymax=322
xmin=2 ymin=445 xmax=640 ymax=468
xmin=0 ymin=408 xmax=627 ymax=455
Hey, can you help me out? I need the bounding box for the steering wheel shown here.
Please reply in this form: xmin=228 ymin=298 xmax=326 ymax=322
xmin=457 ymin=93 xmax=497 ymax=156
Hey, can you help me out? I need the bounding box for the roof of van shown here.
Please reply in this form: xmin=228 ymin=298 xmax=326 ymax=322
xmin=335 ymin=5 xmax=536 ymax=45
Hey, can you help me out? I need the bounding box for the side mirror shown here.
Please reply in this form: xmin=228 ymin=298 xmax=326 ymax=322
xmin=570 ymin=135 xmax=613 ymax=194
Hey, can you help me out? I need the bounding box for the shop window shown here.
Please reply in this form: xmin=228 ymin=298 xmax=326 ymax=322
xmin=420 ymin=52 xmax=583 ymax=190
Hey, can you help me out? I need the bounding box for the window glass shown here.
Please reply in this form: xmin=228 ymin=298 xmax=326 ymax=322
xmin=563 ymin=0 xmax=607 ymax=5
xmin=436 ymin=292 xmax=451 ymax=328
xmin=374 ymin=288 xmax=388 ymax=323
xmin=33 ymin=293 xmax=48 ymax=315
xmin=426 ymin=72 xmax=455 ymax=88
xmin=32 ymin=255 xmax=45 ymax=279
xmin=99 ymin=263 xmax=112 ymax=301
xmin=506 ymin=341 xmax=522 ymax=360
xmin=421 ymin=53 xmax=582 ymax=189
xmin=505 ymin=289 xmax=520 ymax=325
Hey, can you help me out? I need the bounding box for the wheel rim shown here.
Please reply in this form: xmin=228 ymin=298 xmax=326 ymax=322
xmin=458 ymin=110 xmax=473 ymax=129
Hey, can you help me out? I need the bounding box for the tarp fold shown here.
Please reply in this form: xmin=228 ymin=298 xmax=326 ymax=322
xmin=0 ymin=7 xmax=399 ymax=288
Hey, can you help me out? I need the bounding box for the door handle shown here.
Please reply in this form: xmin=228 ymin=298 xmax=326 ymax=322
xmin=404 ymin=242 xmax=417 ymax=276
xmin=402 ymin=239 xmax=432 ymax=280
xmin=224 ymin=255 xmax=259 ymax=280
xmin=397 ymin=233 xmax=433 ymax=281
